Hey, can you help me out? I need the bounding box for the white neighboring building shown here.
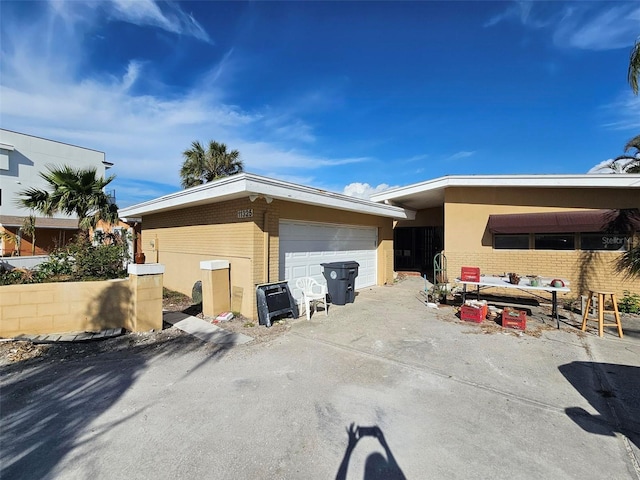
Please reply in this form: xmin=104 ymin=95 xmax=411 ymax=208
xmin=0 ymin=129 xmax=112 ymax=256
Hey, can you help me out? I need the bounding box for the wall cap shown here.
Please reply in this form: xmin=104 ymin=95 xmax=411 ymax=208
xmin=128 ymin=263 xmax=165 ymax=275
xmin=200 ymin=260 xmax=230 ymax=271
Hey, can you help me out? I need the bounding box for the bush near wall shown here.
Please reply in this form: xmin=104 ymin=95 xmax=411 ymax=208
xmin=0 ymin=235 xmax=129 ymax=286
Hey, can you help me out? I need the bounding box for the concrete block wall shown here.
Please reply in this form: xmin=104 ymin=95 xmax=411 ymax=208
xmin=128 ymin=270 xmax=163 ymax=332
xmin=0 ymin=266 xmax=164 ymax=338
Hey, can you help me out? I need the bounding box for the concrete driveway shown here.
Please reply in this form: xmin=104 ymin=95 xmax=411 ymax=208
xmin=2 ymin=277 xmax=639 ymax=479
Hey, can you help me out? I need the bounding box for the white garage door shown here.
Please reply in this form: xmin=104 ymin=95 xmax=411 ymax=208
xmin=279 ymin=221 xmax=378 ymax=295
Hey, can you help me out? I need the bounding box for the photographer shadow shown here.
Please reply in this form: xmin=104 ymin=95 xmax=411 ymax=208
xmin=336 ymin=423 xmax=407 ymax=480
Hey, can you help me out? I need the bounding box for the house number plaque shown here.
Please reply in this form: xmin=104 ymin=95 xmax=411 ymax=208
xmin=237 ymin=209 xmax=254 ymax=219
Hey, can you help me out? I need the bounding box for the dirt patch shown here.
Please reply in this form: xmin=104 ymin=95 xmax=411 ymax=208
xmin=161 ymin=287 xmax=292 ymax=345
xmin=0 ymin=327 xmax=197 ymax=367
xmin=207 ymin=316 xmax=292 ymax=344
xmin=0 ymin=341 xmax=50 ymax=363
xmin=0 ymin=290 xmax=293 ymax=366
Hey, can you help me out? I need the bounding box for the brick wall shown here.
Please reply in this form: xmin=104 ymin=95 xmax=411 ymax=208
xmin=140 ymin=197 xmax=396 ymax=319
xmin=440 ymin=186 xmax=640 ymax=299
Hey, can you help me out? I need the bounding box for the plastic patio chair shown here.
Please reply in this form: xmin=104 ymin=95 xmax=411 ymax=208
xmin=295 ymin=277 xmax=328 ymax=321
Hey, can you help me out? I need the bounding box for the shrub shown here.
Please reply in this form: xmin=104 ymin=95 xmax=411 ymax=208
xmin=61 ymin=234 xmax=130 ymax=281
xmin=618 ymin=291 xmax=640 ymax=314
xmin=0 ymin=267 xmax=46 ymax=286
xmin=0 ymin=232 xmax=130 ymax=285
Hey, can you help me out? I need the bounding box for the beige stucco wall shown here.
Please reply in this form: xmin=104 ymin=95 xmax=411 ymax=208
xmin=441 ymin=186 xmax=640 ymax=299
xmin=0 ymin=273 xmax=163 ymax=338
xmin=396 ymin=206 xmax=444 ymax=228
xmin=140 ymin=198 xmax=396 ymax=320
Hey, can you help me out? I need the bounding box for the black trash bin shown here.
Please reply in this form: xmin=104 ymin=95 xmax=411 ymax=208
xmin=321 ymin=261 xmax=359 ymax=305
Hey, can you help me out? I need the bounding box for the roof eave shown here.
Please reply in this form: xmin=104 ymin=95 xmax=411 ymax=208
xmin=371 ymin=174 xmax=640 ymax=204
xmin=118 ymin=173 xmax=415 ymax=220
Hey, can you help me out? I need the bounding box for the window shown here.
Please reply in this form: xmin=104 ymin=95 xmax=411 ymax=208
xmin=93 ymin=229 xmax=104 ymax=245
xmin=534 ymin=234 xmax=575 ymax=250
xmin=494 ymin=234 xmax=529 ymax=249
xmin=581 ymin=233 xmax=628 ymax=251
xmin=494 ymin=230 xmax=630 ymax=252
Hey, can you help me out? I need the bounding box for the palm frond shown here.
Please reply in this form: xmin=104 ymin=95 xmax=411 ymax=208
xmin=629 ymin=37 xmax=640 ymax=95
xmin=17 ymin=164 xmax=119 ymax=232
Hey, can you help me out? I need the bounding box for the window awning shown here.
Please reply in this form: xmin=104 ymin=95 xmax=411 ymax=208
xmin=487 ymin=209 xmax=638 ymax=234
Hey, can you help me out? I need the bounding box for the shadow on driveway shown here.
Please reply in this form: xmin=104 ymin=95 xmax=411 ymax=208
xmin=0 ymin=333 xmax=226 ymax=479
xmin=559 ymin=361 xmax=640 ymax=450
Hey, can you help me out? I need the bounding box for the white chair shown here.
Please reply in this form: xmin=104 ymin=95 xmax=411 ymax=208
xmin=295 ymin=277 xmax=328 ymax=321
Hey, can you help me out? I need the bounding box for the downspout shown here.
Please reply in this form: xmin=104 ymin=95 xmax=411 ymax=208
xmin=263 ymin=211 xmax=270 ymax=283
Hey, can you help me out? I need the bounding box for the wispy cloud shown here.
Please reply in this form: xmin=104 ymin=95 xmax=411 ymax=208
xmin=446 ymin=151 xmax=475 ymax=161
xmin=51 ymin=0 xmax=213 ymax=43
xmin=485 ymin=2 xmax=640 ymax=51
xmin=601 ymin=95 xmax=640 ymax=130
xmin=404 ymin=154 xmax=429 ymax=163
xmin=484 ymin=1 xmax=555 ymax=29
xmin=0 ymin=0 xmax=360 ymax=205
xmin=554 ymin=4 xmax=640 ymax=51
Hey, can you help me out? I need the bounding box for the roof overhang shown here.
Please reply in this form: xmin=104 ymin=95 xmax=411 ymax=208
xmin=370 ymin=174 xmax=640 ymax=210
xmin=0 ymin=215 xmax=79 ymax=229
xmin=118 ymin=173 xmax=415 ymax=220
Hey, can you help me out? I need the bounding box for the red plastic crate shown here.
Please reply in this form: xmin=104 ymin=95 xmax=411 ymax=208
xmin=461 ymin=305 xmax=485 ymax=323
xmin=502 ymin=308 xmax=527 ymax=330
xmin=460 ymin=266 xmax=480 ymax=282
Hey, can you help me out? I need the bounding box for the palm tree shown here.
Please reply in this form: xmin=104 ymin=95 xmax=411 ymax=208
xmin=180 ymin=140 xmax=244 ymax=188
xmin=629 ymin=37 xmax=640 ymax=95
xmin=18 ymin=165 xmax=119 ymax=233
xmin=597 ymin=135 xmax=640 ymax=174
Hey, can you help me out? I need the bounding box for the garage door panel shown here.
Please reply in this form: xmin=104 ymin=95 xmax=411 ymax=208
xmin=280 ymin=221 xmax=377 ymax=294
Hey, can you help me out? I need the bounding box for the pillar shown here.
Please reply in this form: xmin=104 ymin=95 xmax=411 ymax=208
xmin=128 ymin=263 xmax=165 ymax=332
xmin=200 ymin=260 xmax=231 ymax=317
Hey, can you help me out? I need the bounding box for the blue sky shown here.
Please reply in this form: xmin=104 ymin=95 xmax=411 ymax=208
xmin=1 ymin=1 xmax=638 ymax=207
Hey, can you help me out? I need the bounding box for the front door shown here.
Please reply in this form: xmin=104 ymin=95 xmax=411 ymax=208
xmin=393 ymin=227 xmax=443 ymax=278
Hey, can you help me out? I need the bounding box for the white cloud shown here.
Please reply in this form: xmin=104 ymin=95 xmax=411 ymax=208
xmin=554 ymin=5 xmax=640 ymax=51
xmin=50 ymin=0 xmax=213 ymax=43
xmin=588 ymin=157 xmax=639 ymax=174
xmin=484 ymin=1 xmax=554 ymax=30
xmin=0 ymin=0 xmax=360 ymax=205
xmin=486 ymin=2 xmax=640 ymax=51
xmin=588 ymin=159 xmax=617 ymax=174
xmin=446 ymin=151 xmax=475 ymax=161
xmin=342 ymin=183 xmax=394 ymax=200
xmin=602 ymin=95 xmax=640 ymax=130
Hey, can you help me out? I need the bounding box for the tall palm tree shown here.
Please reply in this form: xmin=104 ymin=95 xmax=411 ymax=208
xmin=180 ymin=140 xmax=244 ymax=188
xmin=629 ymin=36 xmax=640 ymax=95
xmin=610 ymin=37 xmax=640 ymax=278
xmin=18 ymin=165 xmax=119 ymax=233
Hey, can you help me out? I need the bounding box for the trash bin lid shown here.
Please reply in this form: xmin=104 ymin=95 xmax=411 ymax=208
xmin=321 ymin=261 xmax=360 ymax=269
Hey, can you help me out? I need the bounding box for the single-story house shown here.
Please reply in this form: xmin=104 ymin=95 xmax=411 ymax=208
xmin=371 ymin=173 xmax=640 ymax=302
xmin=119 ymin=172 xmax=640 ymax=320
xmin=119 ymin=173 xmax=413 ymax=318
